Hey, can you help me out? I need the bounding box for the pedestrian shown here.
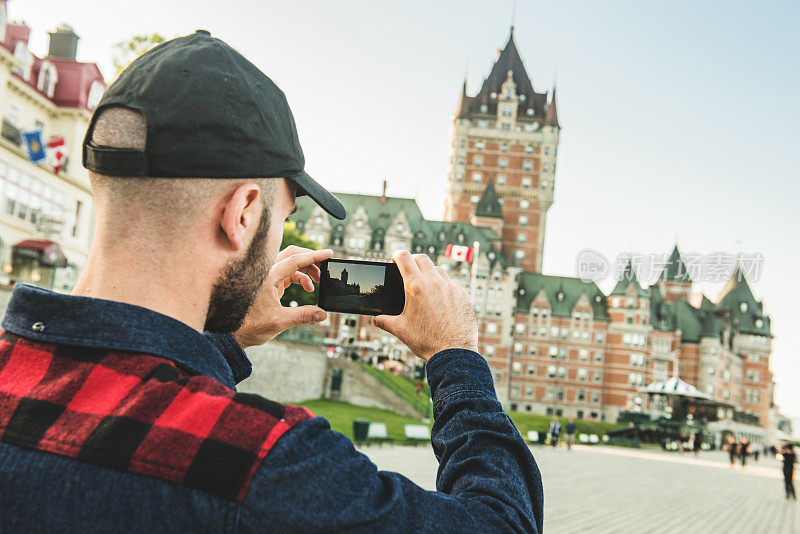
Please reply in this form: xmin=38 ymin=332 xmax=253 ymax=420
xmin=565 ymin=419 xmax=577 ymax=450
xmin=0 ymin=31 xmax=543 ymax=532
xmin=781 ymin=444 xmax=797 ymax=500
xmin=739 ymin=438 xmax=750 ymax=468
xmin=726 ymin=435 xmax=737 ymax=468
xmin=416 ymin=380 xmax=423 ymax=395
xmin=549 ymin=418 xmax=561 ymax=447
xmin=693 ymin=433 xmax=702 ymax=456
xmin=752 ymin=442 xmax=761 ymax=462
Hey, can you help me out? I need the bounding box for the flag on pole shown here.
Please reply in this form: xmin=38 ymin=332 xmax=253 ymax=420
xmin=445 ymin=244 xmax=474 ymax=262
xmin=23 ymin=130 xmax=47 ymax=164
xmin=46 ymin=136 xmax=66 ymax=174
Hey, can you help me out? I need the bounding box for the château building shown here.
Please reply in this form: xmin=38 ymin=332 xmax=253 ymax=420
xmin=291 ymin=29 xmax=777 ymax=440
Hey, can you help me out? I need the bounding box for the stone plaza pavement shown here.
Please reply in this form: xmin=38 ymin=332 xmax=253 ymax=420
xmin=364 ymin=444 xmax=799 ymax=533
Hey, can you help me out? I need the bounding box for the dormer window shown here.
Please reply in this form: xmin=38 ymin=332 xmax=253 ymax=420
xmin=480 ymin=104 xmax=488 ymax=113
xmin=355 ymin=219 xmax=364 ymax=229
xmin=739 ymin=302 xmax=748 ymax=313
xmin=556 ymin=291 xmax=565 ymax=302
xmin=37 ymin=61 xmax=58 ymax=98
xmin=519 ymin=94 xmax=526 ymax=102
xmin=755 ymin=319 xmax=763 ymax=328
xmin=490 ymin=92 xmax=497 ymax=100
xmin=526 ymin=108 xmax=534 ymax=116
xmin=395 ymin=223 xmax=403 ymax=233
xmin=87 ymin=80 xmax=104 ymax=111
xmin=12 ymin=42 xmax=33 ymax=81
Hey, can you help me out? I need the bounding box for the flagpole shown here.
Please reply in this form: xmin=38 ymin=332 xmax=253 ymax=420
xmin=470 ymin=240 xmax=480 ymax=304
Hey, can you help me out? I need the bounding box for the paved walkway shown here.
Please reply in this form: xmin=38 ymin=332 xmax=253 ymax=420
xmin=363 ymin=444 xmax=799 ymax=533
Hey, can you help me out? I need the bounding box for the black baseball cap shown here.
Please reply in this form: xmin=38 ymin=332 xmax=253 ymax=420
xmin=82 ymin=30 xmax=346 ymax=220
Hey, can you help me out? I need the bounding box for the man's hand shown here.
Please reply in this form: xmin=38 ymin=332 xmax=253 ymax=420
xmin=372 ymin=250 xmax=478 ymax=361
xmin=234 ymin=246 xmax=333 ymax=349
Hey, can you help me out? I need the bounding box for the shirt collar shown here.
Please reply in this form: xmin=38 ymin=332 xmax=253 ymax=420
xmin=1 ymin=284 xmax=246 ymax=389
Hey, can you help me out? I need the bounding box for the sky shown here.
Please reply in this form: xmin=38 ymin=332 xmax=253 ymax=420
xmin=9 ymin=0 xmax=800 ymax=416
xmin=328 ymin=262 xmax=385 ymax=294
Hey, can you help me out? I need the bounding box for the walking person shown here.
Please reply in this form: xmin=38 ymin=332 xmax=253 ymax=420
xmin=781 ymin=444 xmax=797 ymax=500
xmin=739 ymin=438 xmax=750 ymax=468
xmin=752 ymin=442 xmax=761 ymax=462
xmin=548 ymin=418 xmax=561 ymax=448
xmin=564 ymin=419 xmax=577 ymax=451
xmin=692 ymin=432 xmax=702 ymax=456
xmin=726 ymin=435 xmax=737 ymax=468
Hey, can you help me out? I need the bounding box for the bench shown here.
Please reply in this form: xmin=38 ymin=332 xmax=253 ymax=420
xmin=579 ymin=433 xmax=590 ymax=444
xmin=404 ymin=424 xmax=431 ymax=445
xmin=367 ymin=423 xmax=394 ymax=446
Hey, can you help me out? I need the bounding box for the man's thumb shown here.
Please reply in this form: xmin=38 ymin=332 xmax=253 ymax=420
xmin=282 ymin=305 xmax=327 ymax=328
xmin=371 ymin=314 xmax=399 ymax=333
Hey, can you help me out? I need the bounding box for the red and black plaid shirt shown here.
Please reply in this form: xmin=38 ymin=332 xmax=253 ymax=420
xmin=0 ymin=330 xmax=312 ymax=502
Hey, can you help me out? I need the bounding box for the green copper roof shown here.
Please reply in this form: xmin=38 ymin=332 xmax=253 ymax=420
xmin=516 ymin=272 xmax=609 ymax=319
xmin=662 ymin=245 xmax=692 ymax=282
xmin=717 ymin=268 xmax=772 ymax=337
xmin=475 ymin=180 xmax=503 ymax=219
xmin=610 ymin=259 xmax=648 ymax=297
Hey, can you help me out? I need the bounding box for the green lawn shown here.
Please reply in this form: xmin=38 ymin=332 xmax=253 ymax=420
xmin=300 ymin=399 xmax=429 ymax=441
xmin=300 ymin=399 xmax=625 ymax=443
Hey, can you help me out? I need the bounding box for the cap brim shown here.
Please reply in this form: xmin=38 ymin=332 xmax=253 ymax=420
xmin=288 ymin=171 xmax=346 ymax=220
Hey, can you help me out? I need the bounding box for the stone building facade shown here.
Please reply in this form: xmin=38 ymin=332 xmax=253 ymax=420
xmin=291 ymin=30 xmax=776 ymax=429
xmin=0 ymin=1 xmax=105 ymax=290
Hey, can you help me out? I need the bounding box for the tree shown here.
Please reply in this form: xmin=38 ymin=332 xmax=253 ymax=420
xmin=280 ymin=221 xmax=321 ymax=307
xmin=112 ymin=34 xmax=167 ymax=77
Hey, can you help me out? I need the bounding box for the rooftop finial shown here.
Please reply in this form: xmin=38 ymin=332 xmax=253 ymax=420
xmin=510 ymin=0 xmax=516 ymax=35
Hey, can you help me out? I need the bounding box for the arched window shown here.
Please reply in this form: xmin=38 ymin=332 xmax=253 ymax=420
xmin=12 ymin=42 xmax=33 ymax=80
xmin=37 ymin=61 xmax=59 ymax=98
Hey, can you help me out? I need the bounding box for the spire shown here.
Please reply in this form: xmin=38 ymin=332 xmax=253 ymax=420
xmin=545 ymin=85 xmax=559 ymax=127
xmin=475 ymin=179 xmax=503 ymax=219
xmin=661 ymin=244 xmax=691 ymax=282
xmin=455 ymin=77 xmax=470 ymax=118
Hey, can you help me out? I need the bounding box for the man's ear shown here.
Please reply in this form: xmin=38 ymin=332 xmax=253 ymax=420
xmin=220 ymin=182 xmax=262 ymax=251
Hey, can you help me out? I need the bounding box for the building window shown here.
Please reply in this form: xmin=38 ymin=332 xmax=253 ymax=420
xmin=525 ymin=144 xmax=533 ymax=154
xmin=520 ymin=199 xmax=530 ymax=209
xmin=499 ymin=158 xmax=508 ymax=169
xmin=522 ymin=177 xmax=531 ymax=189
xmin=547 ymin=365 xmax=556 ymax=378
xmin=513 ymin=342 xmax=524 ymax=355
xmin=523 ymin=160 xmax=532 ymax=171
xmin=485 ymin=345 xmax=495 ymax=357
xmin=486 ymin=322 xmax=498 ymax=335
xmin=549 ymin=345 xmax=558 ymax=357
xmin=497 ymin=175 xmax=506 ymax=186
xmin=594 ymin=351 xmax=603 ymax=362
xmin=527 ymin=364 xmax=536 ymax=375
xmin=518 ymin=215 xmax=528 ymax=227
xmin=544 ymin=146 xmax=550 ymax=156
xmin=515 ymin=323 xmax=526 ymax=335
xmin=740 ymin=302 xmax=748 ymax=313
xmin=512 ymin=361 xmax=522 ymax=374
xmin=480 ymin=104 xmax=488 ymax=114
xmin=747 ymin=370 xmax=761 ymax=382
xmin=472 ymin=172 xmax=482 ymax=183
xmin=501 ymin=104 xmax=513 ymax=117
xmin=515 ymin=250 xmax=525 ymax=261
xmin=579 ymin=349 xmax=589 ymax=361
xmin=746 ymin=388 xmax=760 ymax=404
xmin=593 ymin=370 xmax=602 ymax=382
xmin=501 ymin=143 xmax=508 ymax=152
xmin=517 ymin=232 xmax=526 ymax=243
xmin=37 ymin=61 xmax=59 ymax=98
xmin=592 ymin=392 xmax=601 ymax=404
xmin=578 ymin=368 xmax=588 ymax=381
xmin=470 ymin=195 xmax=479 ymax=204
xmin=474 ymin=156 xmax=483 ymax=167
xmin=577 ymin=389 xmax=586 ymax=402
xmin=475 ymin=141 xmax=485 ymax=150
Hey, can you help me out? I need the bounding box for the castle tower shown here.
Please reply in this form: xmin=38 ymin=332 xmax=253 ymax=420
xmin=659 ymin=245 xmax=693 ymax=304
xmin=445 ymin=28 xmax=559 ymax=273
xmin=341 ymin=268 xmax=348 ymax=285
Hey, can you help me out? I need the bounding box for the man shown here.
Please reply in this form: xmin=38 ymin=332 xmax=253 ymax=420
xmin=781 ymin=444 xmax=797 ymax=500
xmin=0 ymin=32 xmax=542 ymax=532
xmin=548 ymin=418 xmax=561 ymax=448
xmin=564 ymin=418 xmax=577 ymax=450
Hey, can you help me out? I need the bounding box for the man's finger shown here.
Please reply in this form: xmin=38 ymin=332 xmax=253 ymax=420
xmin=275 ymin=245 xmax=312 ymax=263
xmin=277 ymin=305 xmax=327 ymax=330
xmin=392 ymin=250 xmax=420 ymax=283
xmin=435 ymin=266 xmax=450 ymax=280
xmin=413 ymin=254 xmax=438 ymax=277
xmin=270 ymin=249 xmax=332 ymax=283
xmin=290 ymin=272 xmax=315 ymax=292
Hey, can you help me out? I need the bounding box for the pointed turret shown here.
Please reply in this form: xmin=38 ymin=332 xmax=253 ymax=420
xmin=545 ymin=86 xmax=559 ymax=127
xmin=475 ymin=179 xmax=503 ymax=219
xmin=661 ymin=245 xmax=692 ymax=282
xmin=611 ymin=259 xmax=648 ymax=297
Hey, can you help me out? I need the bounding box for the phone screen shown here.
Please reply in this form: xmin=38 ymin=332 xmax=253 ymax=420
xmin=318 ymin=259 xmax=405 ymax=316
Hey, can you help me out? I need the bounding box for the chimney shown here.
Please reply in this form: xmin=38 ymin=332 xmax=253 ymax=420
xmin=380 ymin=180 xmax=387 ymax=204
xmin=48 ymin=24 xmax=79 ymax=60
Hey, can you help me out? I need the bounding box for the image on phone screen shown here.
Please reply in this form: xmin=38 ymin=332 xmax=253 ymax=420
xmin=318 ymin=259 xmax=405 ymax=316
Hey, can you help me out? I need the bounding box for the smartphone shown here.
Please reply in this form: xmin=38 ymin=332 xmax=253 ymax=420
xmin=318 ymin=258 xmax=405 ymax=316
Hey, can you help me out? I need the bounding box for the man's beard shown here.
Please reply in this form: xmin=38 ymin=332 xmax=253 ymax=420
xmin=204 ymin=205 xmax=273 ymax=333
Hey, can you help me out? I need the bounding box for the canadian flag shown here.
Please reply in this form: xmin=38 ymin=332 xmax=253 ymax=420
xmin=445 ymin=244 xmax=474 ymax=262
xmin=47 ymin=136 xmax=66 ymax=175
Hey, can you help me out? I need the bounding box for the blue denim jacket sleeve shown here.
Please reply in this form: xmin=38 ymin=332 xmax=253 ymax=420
xmin=239 ymin=349 xmax=543 ymax=533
